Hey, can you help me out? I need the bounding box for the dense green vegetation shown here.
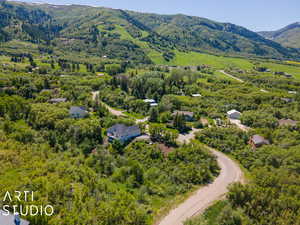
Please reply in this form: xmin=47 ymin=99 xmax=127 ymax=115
xmin=1 ymin=1 xmax=300 ymax=225
xmin=0 ymin=57 xmax=221 ymax=224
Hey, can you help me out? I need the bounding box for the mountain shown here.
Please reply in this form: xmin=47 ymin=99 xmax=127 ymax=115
xmin=259 ymin=22 xmax=300 ymax=49
xmin=1 ymin=1 xmax=299 ymax=62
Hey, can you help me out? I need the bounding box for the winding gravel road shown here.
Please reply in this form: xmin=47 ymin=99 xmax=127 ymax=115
xmin=92 ymin=90 xmax=243 ymax=225
xmin=157 ymin=148 xmax=243 ymax=225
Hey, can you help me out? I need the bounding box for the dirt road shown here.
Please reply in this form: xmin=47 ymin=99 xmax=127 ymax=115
xmin=219 ymin=70 xmax=244 ymax=83
xmin=229 ymin=119 xmax=250 ymax=132
xmin=177 ymin=128 xmax=201 ymax=144
xmin=92 ymin=91 xmax=126 ymax=117
xmin=157 ymin=148 xmax=243 ymax=225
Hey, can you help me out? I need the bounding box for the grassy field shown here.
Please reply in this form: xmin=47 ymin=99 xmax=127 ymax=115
xmin=100 ymin=24 xmax=166 ymax=64
xmin=160 ymin=51 xmax=254 ymax=69
xmin=261 ymin=62 xmax=300 ymax=79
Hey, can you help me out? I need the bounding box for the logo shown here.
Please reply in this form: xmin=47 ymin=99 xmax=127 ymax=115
xmin=1 ymin=191 xmax=54 ymax=217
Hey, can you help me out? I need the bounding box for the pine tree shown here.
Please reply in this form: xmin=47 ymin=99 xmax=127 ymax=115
xmin=149 ymin=107 xmax=159 ymax=122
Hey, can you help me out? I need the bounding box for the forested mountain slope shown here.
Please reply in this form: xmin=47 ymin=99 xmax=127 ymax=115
xmin=1 ymin=1 xmax=299 ymax=62
xmin=259 ymin=22 xmax=300 ymax=49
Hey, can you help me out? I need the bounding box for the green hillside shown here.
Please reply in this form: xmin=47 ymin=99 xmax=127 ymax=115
xmin=1 ymin=1 xmax=299 ymax=63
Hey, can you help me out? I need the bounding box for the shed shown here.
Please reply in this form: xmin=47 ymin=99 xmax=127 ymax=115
xmin=249 ymin=135 xmax=270 ymax=148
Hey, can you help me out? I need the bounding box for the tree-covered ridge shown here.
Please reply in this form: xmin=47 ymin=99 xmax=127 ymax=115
xmin=0 ymin=1 xmax=299 ymax=63
xmin=259 ymin=22 xmax=300 ymax=49
xmin=0 ymin=1 xmax=62 ymax=43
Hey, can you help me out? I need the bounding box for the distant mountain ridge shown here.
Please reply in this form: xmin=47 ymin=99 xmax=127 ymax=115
xmin=0 ymin=1 xmax=299 ymax=62
xmin=259 ymin=22 xmax=300 ymax=49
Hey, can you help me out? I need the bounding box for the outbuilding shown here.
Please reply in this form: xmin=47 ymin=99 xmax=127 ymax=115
xmin=249 ymin=135 xmax=270 ymax=148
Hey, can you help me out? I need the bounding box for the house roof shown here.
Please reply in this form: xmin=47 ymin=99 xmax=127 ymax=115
xmin=288 ymin=91 xmax=297 ymax=94
xmin=172 ymin=111 xmax=194 ymax=117
xmin=69 ymin=106 xmax=87 ymax=114
xmin=251 ymin=135 xmax=270 ymax=145
xmin=49 ymin=98 xmax=67 ymax=103
xmin=191 ymin=94 xmax=202 ymax=97
xmin=0 ymin=210 xmax=30 ymax=225
xmin=279 ymin=119 xmax=298 ymax=126
xmin=227 ymin=109 xmax=241 ymax=115
xmin=107 ymin=124 xmax=141 ymax=138
xmin=143 ymin=99 xmax=156 ymax=103
xmin=281 ymin=98 xmax=293 ymax=103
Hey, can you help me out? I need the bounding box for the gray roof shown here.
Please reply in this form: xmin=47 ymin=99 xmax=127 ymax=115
xmin=281 ymin=98 xmax=293 ymax=103
xmin=70 ymin=106 xmax=87 ymax=114
xmin=0 ymin=211 xmax=30 ymax=225
xmin=49 ymin=98 xmax=67 ymax=103
xmin=251 ymin=135 xmax=270 ymax=145
xmin=107 ymin=124 xmax=141 ymax=138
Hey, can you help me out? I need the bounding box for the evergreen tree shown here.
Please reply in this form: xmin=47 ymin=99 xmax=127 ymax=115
xmin=149 ymin=107 xmax=159 ymax=123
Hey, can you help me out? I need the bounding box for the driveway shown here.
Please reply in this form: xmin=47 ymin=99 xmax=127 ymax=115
xmin=177 ymin=128 xmax=201 ymax=144
xmin=156 ymin=148 xmax=243 ymax=225
xmin=229 ymin=119 xmax=250 ymax=132
xmin=219 ymin=70 xmax=244 ymax=83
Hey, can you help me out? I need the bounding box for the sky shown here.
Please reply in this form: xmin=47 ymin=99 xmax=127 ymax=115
xmin=15 ymin=0 xmax=300 ymax=31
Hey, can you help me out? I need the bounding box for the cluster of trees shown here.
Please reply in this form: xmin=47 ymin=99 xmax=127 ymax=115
xmin=149 ymin=124 xmax=178 ymax=146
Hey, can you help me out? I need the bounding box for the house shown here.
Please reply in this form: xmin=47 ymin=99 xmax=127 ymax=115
xmin=281 ymin=98 xmax=293 ymax=103
xmin=143 ymin=99 xmax=156 ymax=104
xmin=107 ymin=124 xmax=141 ymax=143
xmin=249 ymin=135 xmax=270 ymax=148
xmin=191 ymin=94 xmax=202 ymax=97
xmin=284 ymin=73 xmax=293 ymax=78
xmin=279 ymin=119 xmax=298 ymax=127
xmin=69 ymin=106 xmax=88 ymax=118
xmin=0 ymin=210 xmax=30 ymax=225
xmin=288 ymin=91 xmax=297 ymax=94
xmin=172 ymin=111 xmax=194 ymax=121
xmin=227 ymin=110 xmax=241 ymax=120
xmin=274 ymin=71 xmax=285 ymax=75
xmin=150 ymin=103 xmax=158 ymax=107
xmin=49 ymin=98 xmax=67 ymax=104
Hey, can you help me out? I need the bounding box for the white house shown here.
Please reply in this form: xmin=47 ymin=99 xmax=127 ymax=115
xmin=143 ymin=99 xmax=156 ymax=103
xmin=191 ymin=94 xmax=202 ymax=97
xmin=227 ymin=109 xmax=241 ymax=119
xmin=288 ymin=91 xmax=297 ymax=94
